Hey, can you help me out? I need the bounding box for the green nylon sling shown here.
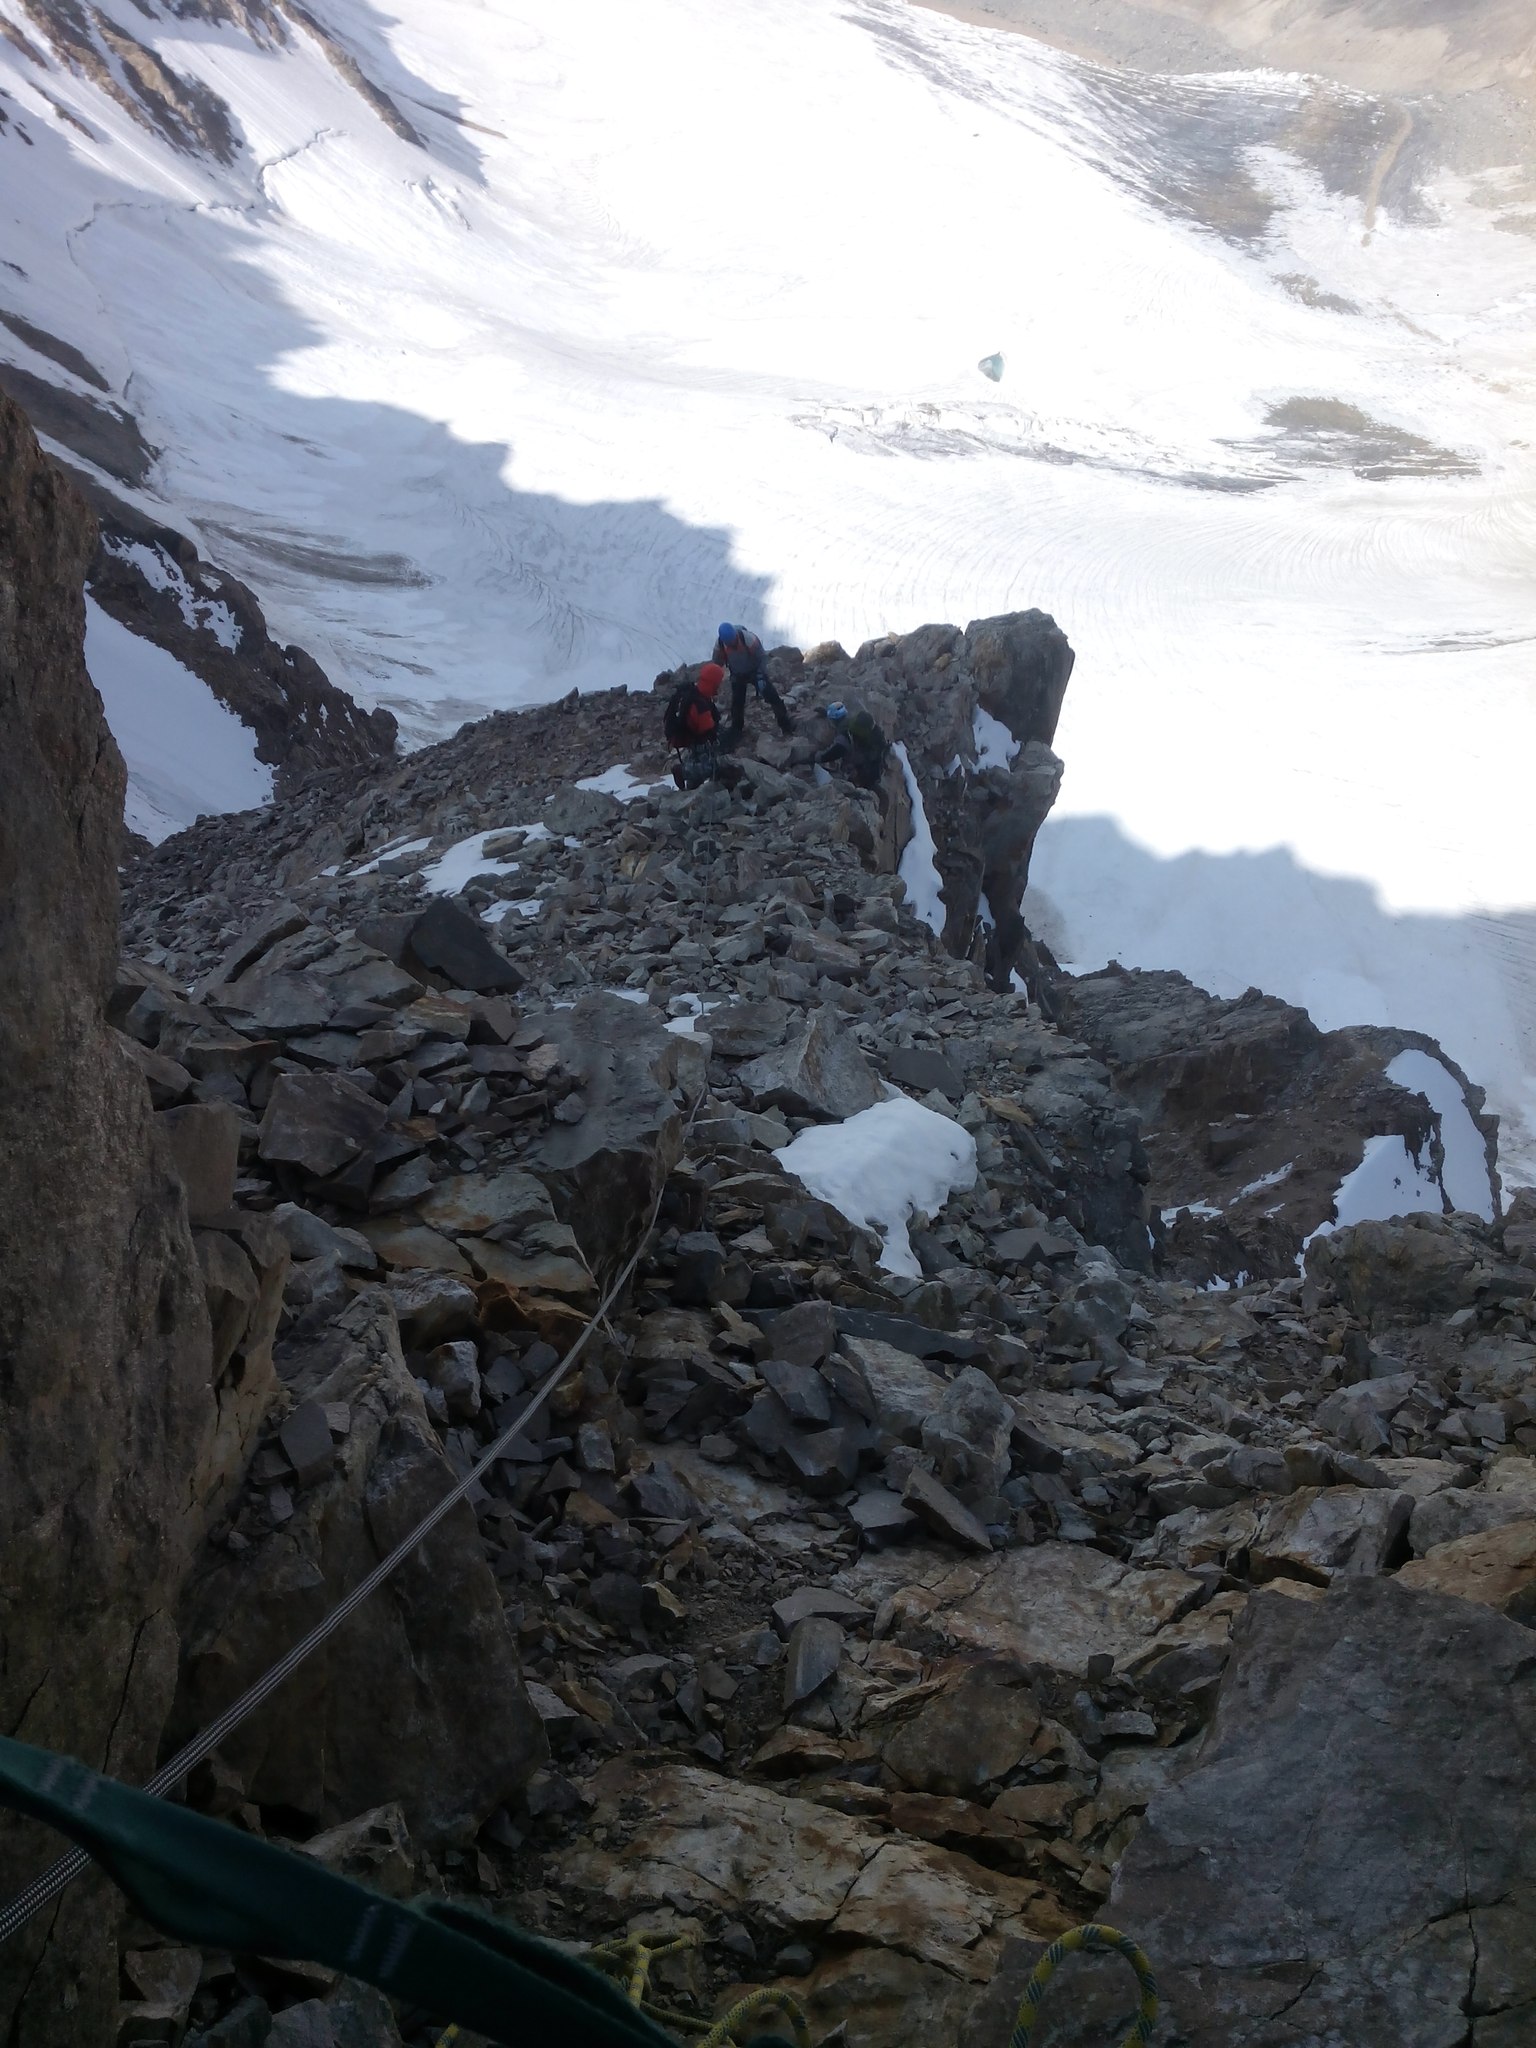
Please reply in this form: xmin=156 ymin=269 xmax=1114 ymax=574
xmin=0 ymin=1735 xmax=675 ymax=2048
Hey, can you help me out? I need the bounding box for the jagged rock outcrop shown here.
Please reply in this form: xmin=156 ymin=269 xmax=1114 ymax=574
xmin=0 ymin=391 xmax=212 ymax=2045
xmin=796 ymin=613 xmax=1074 ymax=992
xmin=1056 ymin=965 xmax=1500 ymax=1283
xmin=6 ymin=1 xmax=420 ymax=162
xmin=87 ymin=493 xmax=398 ymax=787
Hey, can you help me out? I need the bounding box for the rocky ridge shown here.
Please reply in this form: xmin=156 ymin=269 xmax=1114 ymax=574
xmin=48 ymin=608 xmax=1532 ymax=2045
xmin=87 ymin=488 xmax=398 ymax=796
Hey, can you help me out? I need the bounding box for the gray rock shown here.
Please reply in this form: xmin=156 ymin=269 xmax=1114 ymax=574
xmin=1049 ymin=1272 xmax=1136 ymax=1347
xmin=419 ymin=1167 xmax=553 ymax=1240
xmin=265 ymin=1999 xmax=333 ymax=2048
xmin=406 ymin=898 xmax=524 ymax=993
xmin=921 ymin=1367 xmax=1013 ymax=1505
xmin=1201 ymin=1445 xmax=1293 ymax=1495
xmin=1314 ymin=1372 xmax=1421 ymax=1455
xmin=369 ymin=1155 xmax=436 ymax=1212
xmin=764 ymin=1298 xmax=839 ymax=1367
xmin=771 ymin=1588 xmax=872 ymax=1636
xmin=849 ymin=1488 xmax=919 ymax=1543
xmin=672 ymin=1229 xmax=726 ymax=1304
xmin=258 ymin=1072 xmax=387 ymax=1180
xmin=706 ymin=1000 xmax=792 ymax=1060
xmin=760 ymin=1358 xmax=833 ymax=1426
xmin=293 ymin=1802 xmax=416 ymax=1899
xmin=887 ymin=1046 xmax=963 ymax=1099
xmin=878 ymin=1662 xmax=1041 ymax=1794
xmin=522 ymin=996 xmax=685 ymax=1279
xmin=1308 ymin=1213 xmax=1494 ymax=1326
xmin=1106 ymin=1580 xmax=1536 ymax=2045
xmin=781 ymin=1425 xmax=862 ymax=1498
xmin=990 ymin=1225 xmax=1076 ymax=1269
xmin=0 ymin=391 xmax=210 ymax=2048
xmin=1251 ymin=1486 xmax=1413 ymax=1586
xmin=155 ymin=1100 xmax=242 ymax=1221
xmin=271 ymin=1202 xmax=378 ymax=1270
xmin=784 ymin=1616 xmax=844 ymax=1707
xmin=839 ymin=1336 xmax=947 ymax=1445
xmin=741 ymin=1389 xmax=799 ymax=1461
xmin=174 ymin=1294 xmax=546 ymax=1848
xmin=386 ymin=1271 xmax=480 ymax=1348
xmin=202 ymin=901 xmax=312 ymax=991
xmin=903 ymin=1466 xmax=993 ymax=1551
xmin=737 ymin=1007 xmax=881 ymax=1121
xmin=279 ymin=1400 xmax=337 ymax=1487
xmin=186 ymin=1998 xmax=273 ymax=2048
xmin=425 ymin=1340 xmax=482 ymax=1422
xmin=1410 ymin=1464 xmax=1536 ymax=1556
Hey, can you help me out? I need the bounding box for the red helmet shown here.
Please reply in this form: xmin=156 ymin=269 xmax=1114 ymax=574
xmin=696 ymin=663 xmax=725 ymax=697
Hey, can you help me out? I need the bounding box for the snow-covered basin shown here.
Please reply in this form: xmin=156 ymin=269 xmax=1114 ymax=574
xmin=776 ymin=1097 xmax=978 ymax=1279
xmin=11 ymin=0 xmax=1536 ymax=1167
xmin=84 ymin=600 xmax=273 ymax=843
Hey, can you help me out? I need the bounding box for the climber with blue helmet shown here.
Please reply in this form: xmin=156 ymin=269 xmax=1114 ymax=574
xmin=711 ymin=623 xmax=795 ymax=747
xmin=817 ymin=700 xmax=887 ymax=791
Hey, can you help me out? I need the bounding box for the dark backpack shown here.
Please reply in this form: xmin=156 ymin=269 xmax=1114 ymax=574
xmin=663 ymin=679 xmax=708 ymax=748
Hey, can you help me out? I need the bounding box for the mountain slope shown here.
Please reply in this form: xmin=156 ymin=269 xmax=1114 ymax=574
xmin=2 ymin=0 xmax=1534 ymax=1172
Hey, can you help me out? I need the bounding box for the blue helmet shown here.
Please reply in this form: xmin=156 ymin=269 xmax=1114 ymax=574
xmin=826 ymin=702 xmax=848 ymax=722
xmin=717 ymin=622 xmax=738 ymax=647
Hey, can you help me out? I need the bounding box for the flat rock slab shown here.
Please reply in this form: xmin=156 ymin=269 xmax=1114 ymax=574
xmin=903 ymin=1466 xmax=993 ymax=1551
xmin=834 ymin=1309 xmax=984 ymax=1363
xmin=772 ymin=1587 xmax=872 ymax=1636
xmin=419 ymin=1167 xmax=554 ymax=1240
xmin=845 ymin=1543 xmax=1203 ymax=1681
xmin=555 ymin=1762 xmax=1067 ymax=1982
xmin=1108 ymin=1579 xmax=1536 ymax=2046
xmin=1251 ymin=1485 xmax=1413 ymax=1586
xmin=258 ymin=1072 xmax=386 ymax=1180
xmin=1398 ymin=1518 xmax=1536 ymax=1620
xmin=406 ymin=899 xmax=523 ymax=994
xmin=887 ymin=1046 xmax=964 ymax=1100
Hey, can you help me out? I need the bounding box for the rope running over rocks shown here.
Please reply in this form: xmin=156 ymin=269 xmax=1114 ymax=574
xmin=0 ymin=1087 xmax=702 ymax=1947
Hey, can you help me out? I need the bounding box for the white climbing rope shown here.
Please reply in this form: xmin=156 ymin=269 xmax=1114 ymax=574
xmin=0 ymin=1089 xmax=701 ymax=1946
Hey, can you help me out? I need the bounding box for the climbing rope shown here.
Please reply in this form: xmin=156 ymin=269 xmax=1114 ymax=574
xmin=0 ymin=1086 xmax=706 ymax=1947
xmin=1008 ymin=1923 xmax=1158 ymax=2048
xmin=583 ymin=1931 xmax=811 ymax=2048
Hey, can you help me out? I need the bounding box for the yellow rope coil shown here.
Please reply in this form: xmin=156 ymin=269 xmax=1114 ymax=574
xmin=584 ymin=1930 xmax=810 ymax=2048
xmin=699 ymin=1986 xmax=812 ymax=2048
xmin=1008 ymin=1922 xmax=1158 ymax=2048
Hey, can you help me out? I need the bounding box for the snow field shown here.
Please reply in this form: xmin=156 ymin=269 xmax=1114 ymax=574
xmin=5 ymin=0 xmax=1536 ymax=1169
xmin=84 ymin=601 xmax=273 ymax=843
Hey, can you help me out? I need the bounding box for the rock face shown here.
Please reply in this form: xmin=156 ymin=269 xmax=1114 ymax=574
xmin=0 ymin=392 xmax=212 ymax=2044
xmin=1057 ymin=965 xmax=1499 ymax=1285
xmin=171 ymin=1294 xmax=546 ymax=1848
xmin=1108 ymin=1580 xmax=1536 ymax=2045
xmin=797 ymin=613 xmax=1074 ymax=992
xmin=0 ymin=2 xmax=420 ymax=169
xmin=88 ymin=496 xmax=398 ymax=791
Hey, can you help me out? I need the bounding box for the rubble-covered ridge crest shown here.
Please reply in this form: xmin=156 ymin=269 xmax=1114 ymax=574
xmin=11 ymin=596 xmax=1534 ymax=2048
